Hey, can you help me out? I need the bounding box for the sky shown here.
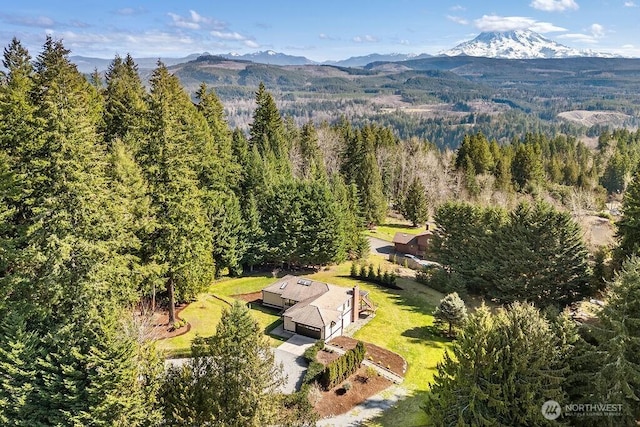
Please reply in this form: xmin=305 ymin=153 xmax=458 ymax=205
xmin=1 ymin=0 xmax=639 ymax=61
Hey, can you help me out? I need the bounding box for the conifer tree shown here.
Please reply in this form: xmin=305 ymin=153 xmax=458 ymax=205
xmin=102 ymin=54 xmax=148 ymax=151
xmin=141 ymin=62 xmax=215 ymax=324
xmin=195 ymin=82 xmax=239 ymax=191
xmin=433 ymin=292 xmax=467 ymax=336
xmin=0 ymin=37 xmax=162 ymax=426
xmin=586 ymin=257 xmax=640 ymax=424
xmin=616 ymin=168 xmax=640 ymax=260
xmin=249 ymin=82 xmax=291 ymax=179
xmin=424 ymin=303 xmax=566 ymax=426
xmin=241 ymin=192 xmax=267 ymax=271
xmin=162 ymin=301 xmax=284 ymax=426
xmin=402 ymin=177 xmax=429 ymax=226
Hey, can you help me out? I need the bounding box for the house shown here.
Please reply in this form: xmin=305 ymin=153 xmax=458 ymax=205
xmin=392 ymin=222 xmax=434 ymax=258
xmin=262 ymin=275 xmax=375 ymax=340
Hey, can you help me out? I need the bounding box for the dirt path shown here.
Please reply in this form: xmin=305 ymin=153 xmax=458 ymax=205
xmin=316 ymin=385 xmax=409 ymax=426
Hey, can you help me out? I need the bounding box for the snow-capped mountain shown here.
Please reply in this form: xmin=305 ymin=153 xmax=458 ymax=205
xmin=218 ymin=50 xmax=315 ymax=65
xmin=441 ymin=30 xmax=617 ymax=59
xmin=326 ymin=53 xmax=432 ymax=67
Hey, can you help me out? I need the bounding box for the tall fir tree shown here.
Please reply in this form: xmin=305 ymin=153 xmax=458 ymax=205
xmin=102 ymin=54 xmax=148 ymax=151
xmin=0 ymin=37 xmax=162 ymax=426
xmin=586 ymin=257 xmax=640 ymax=425
xmin=424 ymin=303 xmax=567 ymax=426
xmin=141 ymin=62 xmax=215 ymax=324
xmin=249 ymin=82 xmax=291 ymax=179
xmin=402 ymin=177 xmax=429 ymax=227
xmin=161 ymin=301 xmax=284 ymax=426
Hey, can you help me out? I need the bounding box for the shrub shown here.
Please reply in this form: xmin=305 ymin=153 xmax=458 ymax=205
xmin=416 ymin=267 xmax=467 ymax=298
xmin=343 ymin=381 xmax=352 ymax=392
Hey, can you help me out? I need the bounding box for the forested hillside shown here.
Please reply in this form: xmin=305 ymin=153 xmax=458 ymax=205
xmin=2 ymin=37 xmax=640 ymax=425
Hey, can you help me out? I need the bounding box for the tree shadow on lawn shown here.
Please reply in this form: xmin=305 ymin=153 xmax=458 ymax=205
xmin=401 ymin=325 xmax=453 ymax=348
xmin=363 ymin=389 xmax=431 ymax=427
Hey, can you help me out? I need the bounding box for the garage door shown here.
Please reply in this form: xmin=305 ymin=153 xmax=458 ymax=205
xmin=295 ymin=323 xmax=322 ymax=339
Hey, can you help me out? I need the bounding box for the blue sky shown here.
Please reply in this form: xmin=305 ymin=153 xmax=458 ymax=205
xmin=1 ymin=0 xmax=639 ymax=60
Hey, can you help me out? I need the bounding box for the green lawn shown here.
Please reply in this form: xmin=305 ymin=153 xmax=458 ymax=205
xmin=158 ymin=274 xmax=285 ymax=357
xmin=366 ymin=217 xmax=425 ymax=242
xmin=158 ymin=256 xmax=451 ymax=426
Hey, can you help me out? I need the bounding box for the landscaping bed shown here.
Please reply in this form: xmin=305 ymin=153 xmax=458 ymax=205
xmin=232 ymin=291 xmax=262 ymax=304
xmin=313 ymin=366 xmax=393 ymax=418
xmin=140 ymin=303 xmax=190 ymax=340
xmin=329 ymin=336 xmax=407 ymax=378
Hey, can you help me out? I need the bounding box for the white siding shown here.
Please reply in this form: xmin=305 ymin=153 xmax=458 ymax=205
xmin=262 ymin=291 xmax=283 ymax=308
xmin=283 ymin=316 xmax=295 ymax=332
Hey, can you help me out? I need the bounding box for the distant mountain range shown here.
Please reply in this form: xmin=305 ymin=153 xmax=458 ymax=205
xmin=69 ymin=30 xmax=624 ymax=73
xmin=441 ymin=30 xmax=618 ymax=59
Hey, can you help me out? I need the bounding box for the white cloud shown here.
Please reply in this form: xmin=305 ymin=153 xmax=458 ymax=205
xmin=530 ymin=0 xmax=579 ymax=11
xmin=244 ymin=40 xmax=259 ymax=48
xmin=447 ymin=15 xmax=469 ymax=25
xmin=558 ymin=23 xmax=606 ymax=44
xmin=557 ymin=33 xmax=598 ymax=43
xmin=474 ymin=15 xmax=566 ymax=33
xmin=353 ymin=35 xmax=378 ymax=43
xmin=167 ymin=10 xmax=225 ymax=31
xmin=319 ymin=33 xmax=335 ymax=40
xmin=450 ymin=5 xmax=466 ymax=11
xmin=590 ymin=23 xmax=605 ymax=37
xmin=399 ymin=39 xmax=410 ymax=45
xmin=210 ymin=30 xmax=246 ymax=41
xmin=115 ymin=7 xmax=146 ymax=16
xmin=624 ymin=1 xmax=637 ymax=6
xmin=1 ymin=13 xmax=56 ymax=28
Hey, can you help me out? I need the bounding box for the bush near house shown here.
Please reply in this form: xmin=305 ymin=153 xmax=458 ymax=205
xmin=320 ymin=341 xmax=366 ymax=390
xmin=350 ymin=262 xmax=400 ymax=290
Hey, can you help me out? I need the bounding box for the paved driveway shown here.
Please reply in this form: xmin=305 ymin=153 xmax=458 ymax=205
xmin=369 ymin=236 xmax=394 ymax=255
xmin=273 ymin=334 xmax=316 ymax=393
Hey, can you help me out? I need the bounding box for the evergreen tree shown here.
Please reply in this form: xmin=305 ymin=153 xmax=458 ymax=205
xmin=209 ymin=191 xmax=246 ymax=277
xmin=616 ymin=169 xmax=640 ymax=260
xmin=0 ymin=37 xmax=162 ymax=426
xmin=586 ymin=257 xmax=640 ymax=424
xmin=161 ymin=301 xmax=284 ymax=426
xmin=424 ymin=303 xmax=566 ymax=426
xmin=356 ymin=128 xmax=387 ymax=225
xmin=433 ymin=292 xmax=467 ymax=336
xmin=249 ymin=82 xmax=290 ymax=179
xmin=511 ymin=142 xmax=544 ymax=191
xmin=102 ymin=54 xmax=148 ymax=151
xmin=141 ymin=62 xmax=214 ymax=324
xmin=402 ymin=177 xmax=429 ymax=227
xmin=195 ymin=82 xmax=239 ymax=192
xmin=241 ymin=192 xmax=267 ymax=271
xmin=106 ymin=139 xmax=160 ymax=308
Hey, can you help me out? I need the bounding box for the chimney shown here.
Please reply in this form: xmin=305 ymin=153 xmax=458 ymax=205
xmin=352 ymin=285 xmax=360 ymax=323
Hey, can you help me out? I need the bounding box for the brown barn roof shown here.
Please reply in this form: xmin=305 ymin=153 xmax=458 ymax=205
xmin=392 ymin=231 xmax=431 ymax=245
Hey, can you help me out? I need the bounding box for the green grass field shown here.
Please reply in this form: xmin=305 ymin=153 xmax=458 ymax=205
xmin=365 ymin=217 xmax=425 ymax=242
xmin=158 ymin=275 xmax=285 ymax=357
xmin=158 ymin=254 xmax=450 ymax=425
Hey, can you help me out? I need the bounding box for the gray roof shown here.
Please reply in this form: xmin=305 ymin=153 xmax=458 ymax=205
xmin=266 ymin=276 xmax=353 ymax=329
xmin=262 ymin=275 xmax=329 ymax=302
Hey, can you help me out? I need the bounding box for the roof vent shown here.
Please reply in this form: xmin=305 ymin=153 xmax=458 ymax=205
xmin=297 ymin=279 xmax=312 ymax=286
xmin=279 ymin=282 xmax=288 ymax=289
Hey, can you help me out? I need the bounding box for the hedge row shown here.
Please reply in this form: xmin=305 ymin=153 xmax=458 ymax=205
xmin=350 ymin=263 xmax=400 ymax=289
xmin=320 ymin=341 xmax=366 ymax=390
xmin=302 ymin=340 xmax=326 ymax=386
